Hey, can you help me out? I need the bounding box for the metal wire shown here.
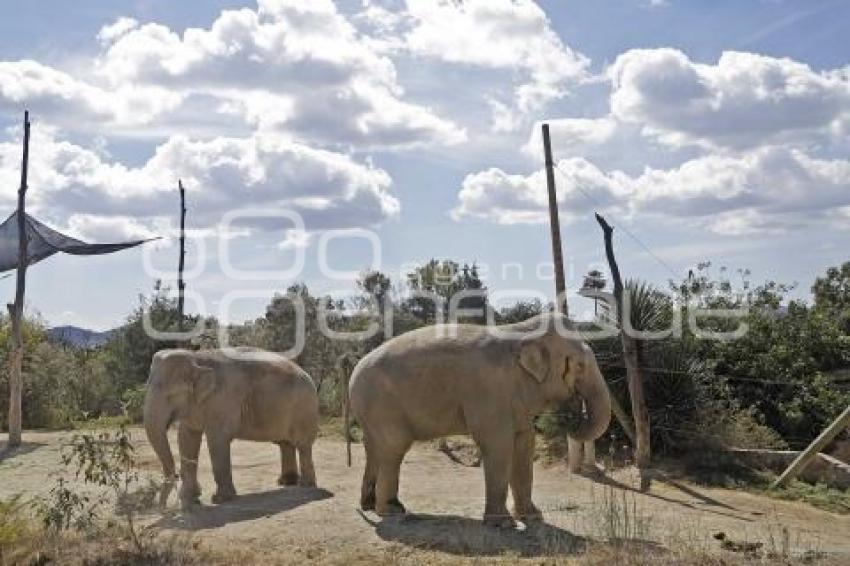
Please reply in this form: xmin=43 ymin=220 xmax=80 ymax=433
xmin=552 ymin=161 xmax=682 ymax=280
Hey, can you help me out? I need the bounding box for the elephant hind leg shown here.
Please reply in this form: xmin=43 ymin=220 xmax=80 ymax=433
xmin=277 ymin=441 xmax=299 ymax=486
xmin=360 ymin=434 xmax=378 ymax=511
xmin=297 ymin=443 xmax=316 ymax=487
xmin=374 ymin=439 xmax=410 ymax=516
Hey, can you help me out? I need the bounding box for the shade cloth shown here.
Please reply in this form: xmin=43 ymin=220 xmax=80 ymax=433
xmin=0 ymin=211 xmax=155 ymax=273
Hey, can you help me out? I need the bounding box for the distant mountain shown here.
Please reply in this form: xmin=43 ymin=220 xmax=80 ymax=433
xmin=47 ymin=326 xmax=117 ymax=348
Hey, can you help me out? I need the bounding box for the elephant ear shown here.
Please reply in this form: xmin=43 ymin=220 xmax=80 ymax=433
xmin=519 ymin=342 xmax=549 ymax=383
xmin=189 ymin=361 xmax=220 ymax=404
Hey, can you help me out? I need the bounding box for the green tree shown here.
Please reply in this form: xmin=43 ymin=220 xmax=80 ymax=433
xmin=497 ymin=298 xmax=545 ymax=324
xmin=813 ymin=261 xmax=850 ymax=333
xmin=101 ymin=282 xmax=198 ymax=394
xmin=404 ymin=259 xmax=489 ymax=324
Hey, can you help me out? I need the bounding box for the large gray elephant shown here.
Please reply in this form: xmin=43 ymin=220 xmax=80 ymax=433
xmin=144 ymin=347 xmax=319 ymax=507
xmin=349 ymin=313 xmax=610 ymax=527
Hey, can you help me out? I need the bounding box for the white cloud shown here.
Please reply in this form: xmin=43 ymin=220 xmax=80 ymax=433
xmin=452 ymin=158 xmax=631 ymax=225
xmin=608 ymin=48 xmax=850 ymax=150
xmin=363 ymin=0 xmax=589 ymax=131
xmin=0 ymin=1 xmax=464 ymax=149
xmin=0 ymin=126 xmax=399 ymax=236
xmin=453 ymin=146 xmax=850 ymax=234
xmin=97 ymin=17 xmax=139 ymax=45
xmin=67 ymin=214 xmax=157 ymax=242
xmin=92 ymin=0 xmax=464 ymax=147
xmin=0 ymin=60 xmax=182 ymax=127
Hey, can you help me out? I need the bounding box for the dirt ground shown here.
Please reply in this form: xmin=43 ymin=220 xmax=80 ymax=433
xmin=2 ymin=428 xmax=849 ymax=563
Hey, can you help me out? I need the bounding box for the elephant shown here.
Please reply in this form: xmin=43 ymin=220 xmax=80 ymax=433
xmin=144 ymin=347 xmax=319 ymax=508
xmin=348 ymin=312 xmax=611 ymax=528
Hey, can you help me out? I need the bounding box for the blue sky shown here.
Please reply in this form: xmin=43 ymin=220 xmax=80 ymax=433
xmin=0 ymin=0 xmax=848 ymax=330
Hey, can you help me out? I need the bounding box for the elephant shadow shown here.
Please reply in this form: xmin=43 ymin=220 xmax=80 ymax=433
xmin=366 ymin=513 xmax=587 ymax=557
xmin=155 ymin=487 xmax=333 ymax=531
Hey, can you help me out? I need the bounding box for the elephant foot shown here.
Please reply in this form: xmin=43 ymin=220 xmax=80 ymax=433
xmin=484 ymin=509 xmax=517 ymax=529
xmin=376 ymin=497 xmax=406 ymax=516
xmin=298 ymin=474 xmax=316 ymax=488
xmin=211 ymin=486 xmax=237 ymax=504
xmin=180 ymin=496 xmax=201 ymax=512
xmin=361 ymin=490 xmax=376 ymax=511
xmin=514 ymin=502 xmax=543 ymax=524
xmin=180 ymin=482 xmax=201 ymax=498
xmin=278 ymin=472 xmax=299 ymax=486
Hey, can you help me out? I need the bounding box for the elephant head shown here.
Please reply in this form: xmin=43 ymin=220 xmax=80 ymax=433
xmin=514 ymin=313 xmax=611 ymax=442
xmin=144 ymin=350 xmax=219 ymax=482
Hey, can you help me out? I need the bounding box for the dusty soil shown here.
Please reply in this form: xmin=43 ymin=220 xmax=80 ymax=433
xmin=2 ymin=428 xmax=849 ymax=563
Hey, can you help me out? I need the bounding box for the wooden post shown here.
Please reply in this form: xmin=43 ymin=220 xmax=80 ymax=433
xmin=595 ymin=213 xmax=651 ymax=487
xmin=339 ymin=354 xmax=355 ymax=467
xmin=177 ymin=180 xmax=186 ymax=329
xmin=6 ymin=111 xmax=31 ymax=448
xmin=772 ymin=404 xmax=850 ymax=488
xmin=543 ymin=123 xmax=599 ymax=472
xmin=542 ymin=124 xmax=568 ymax=317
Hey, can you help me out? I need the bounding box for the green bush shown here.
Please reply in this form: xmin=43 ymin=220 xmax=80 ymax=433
xmin=120 ymin=385 xmax=147 ymax=424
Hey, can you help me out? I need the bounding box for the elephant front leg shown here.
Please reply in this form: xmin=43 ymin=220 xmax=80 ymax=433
xmin=277 ymin=442 xmax=299 ymax=486
xmin=475 ymin=427 xmax=515 ymax=529
xmin=178 ymin=424 xmax=203 ymax=508
xmin=207 ymin=433 xmax=237 ymax=503
xmin=510 ymin=428 xmax=542 ymax=523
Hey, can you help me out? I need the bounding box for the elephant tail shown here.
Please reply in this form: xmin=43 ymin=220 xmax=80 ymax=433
xmin=337 ymin=353 xmax=357 ymax=467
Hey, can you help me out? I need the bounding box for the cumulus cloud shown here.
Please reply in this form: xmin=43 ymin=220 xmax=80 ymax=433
xmin=361 ymin=0 xmax=589 ymax=131
xmin=452 ymin=146 xmax=850 ymax=234
xmin=0 ymin=60 xmax=182 ymax=127
xmin=608 ymin=48 xmax=850 ymax=150
xmin=452 ymin=158 xmax=631 ymax=224
xmin=0 ymin=1 xmax=464 ymax=148
xmin=96 ymin=17 xmax=139 ymax=45
xmin=0 ymin=126 xmax=399 ymax=241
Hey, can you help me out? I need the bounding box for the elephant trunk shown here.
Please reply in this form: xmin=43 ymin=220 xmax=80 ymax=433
xmin=143 ymin=390 xmax=177 ymax=482
xmin=569 ymin=355 xmax=612 ymax=442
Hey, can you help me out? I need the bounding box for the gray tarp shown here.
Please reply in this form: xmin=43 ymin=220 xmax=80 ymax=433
xmin=0 ymin=211 xmax=155 ymax=273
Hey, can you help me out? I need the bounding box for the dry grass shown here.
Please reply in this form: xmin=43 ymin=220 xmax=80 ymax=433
xmin=3 ymin=428 xmax=849 ymax=565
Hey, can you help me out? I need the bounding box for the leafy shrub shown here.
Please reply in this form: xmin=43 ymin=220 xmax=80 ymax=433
xmin=120 ymin=385 xmax=147 ymax=424
xmin=0 ymin=495 xmax=32 ymax=561
xmin=37 ymin=427 xmax=152 ymax=553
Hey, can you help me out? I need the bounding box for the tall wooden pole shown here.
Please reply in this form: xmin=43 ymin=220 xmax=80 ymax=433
xmin=542 ymin=124 xmax=568 ymax=317
xmin=177 ymin=180 xmax=186 ymax=329
xmin=543 ymin=123 xmax=595 ymax=472
xmin=6 ymin=111 xmax=31 ymax=448
xmin=596 ymin=213 xmax=651 ymax=488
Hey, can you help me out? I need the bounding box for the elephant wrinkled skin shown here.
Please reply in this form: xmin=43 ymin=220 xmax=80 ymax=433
xmin=349 ymin=313 xmax=610 ymax=528
xmin=144 ymin=347 xmax=319 ymax=508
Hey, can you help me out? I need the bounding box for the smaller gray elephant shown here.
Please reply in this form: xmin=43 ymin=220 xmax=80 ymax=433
xmin=144 ymin=347 xmax=319 ymax=508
